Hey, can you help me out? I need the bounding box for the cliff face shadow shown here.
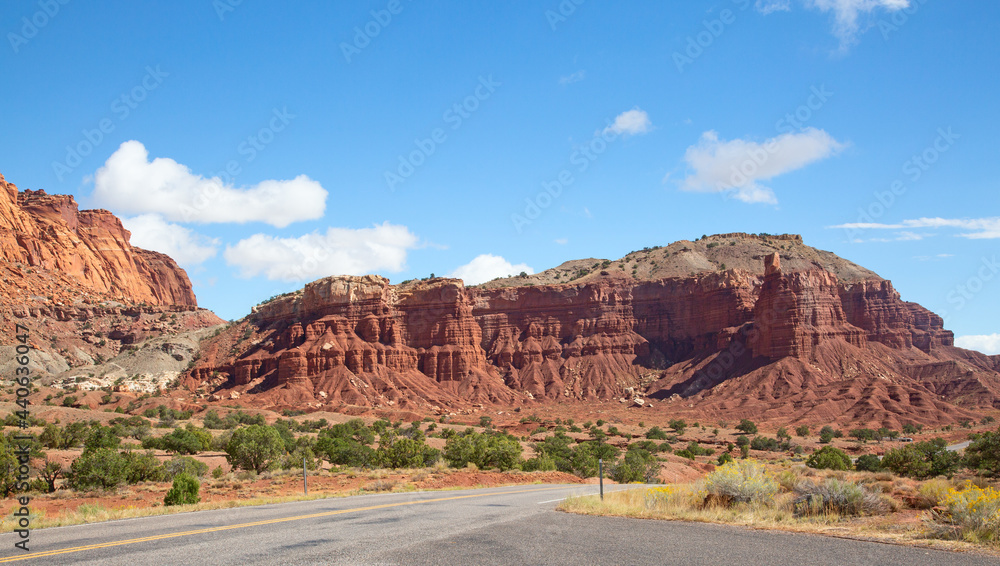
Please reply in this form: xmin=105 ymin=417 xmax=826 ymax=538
xmin=647 ymin=345 xmax=768 ymax=400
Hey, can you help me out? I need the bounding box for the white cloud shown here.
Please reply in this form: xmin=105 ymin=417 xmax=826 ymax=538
xmin=122 ymin=214 xmax=219 ymax=266
xmin=678 ymin=128 xmax=845 ymax=204
xmin=762 ymin=1 xmax=910 ymax=50
xmin=956 ymin=334 xmax=1000 ymax=356
xmin=868 ymin=230 xmax=924 ymax=242
xmin=93 ymin=141 xmax=327 ymax=228
xmin=447 ymin=254 xmax=534 ymax=285
xmin=559 ymin=70 xmax=586 ymax=85
xmin=223 ymin=222 xmax=419 ymax=282
xmin=829 ymin=218 xmax=1000 ymax=239
xmin=554 ymin=238 xmax=569 ymax=245
xmin=603 ymin=108 xmax=652 ymax=136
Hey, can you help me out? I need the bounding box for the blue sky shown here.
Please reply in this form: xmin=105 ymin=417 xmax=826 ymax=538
xmin=2 ymin=1 xmax=998 ymax=353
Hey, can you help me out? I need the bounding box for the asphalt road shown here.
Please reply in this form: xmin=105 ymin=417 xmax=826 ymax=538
xmin=1 ymin=484 xmax=995 ymax=565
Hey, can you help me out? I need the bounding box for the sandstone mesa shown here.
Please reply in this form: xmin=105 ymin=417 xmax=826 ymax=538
xmin=0 ymin=171 xmax=997 ymax=427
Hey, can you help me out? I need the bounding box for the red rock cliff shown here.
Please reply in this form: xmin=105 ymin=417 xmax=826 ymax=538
xmin=0 ymin=172 xmax=196 ymax=306
xmin=188 ymin=239 xmax=997 ymax=425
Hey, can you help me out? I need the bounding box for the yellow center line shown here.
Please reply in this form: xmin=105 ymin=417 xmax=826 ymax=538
xmin=1 ymin=486 xmax=573 ymax=563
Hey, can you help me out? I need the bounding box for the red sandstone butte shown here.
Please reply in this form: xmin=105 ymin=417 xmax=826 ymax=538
xmin=189 ymin=242 xmax=1000 ymax=427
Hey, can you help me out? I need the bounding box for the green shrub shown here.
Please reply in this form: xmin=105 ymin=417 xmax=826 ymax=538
xmin=818 ymin=425 xmax=840 ymax=444
xmin=163 ymin=456 xmax=209 ymax=479
xmin=83 ymin=426 xmax=122 ymax=452
xmin=610 ymin=449 xmax=660 ymax=483
xmin=675 ymin=449 xmax=696 ymax=461
xmin=794 ymin=478 xmax=888 ymax=516
xmin=962 ymin=428 xmax=1000 ymax=477
xmin=855 ymin=454 xmax=882 ymax=472
xmin=645 ymin=426 xmax=668 ymax=440
xmin=522 ymin=455 xmax=557 ymax=472
xmin=795 ymin=425 xmax=810 ymax=437
xmin=212 ymin=466 xmax=225 ymax=479
xmin=377 ymin=434 xmax=439 ymax=469
xmin=667 ymin=419 xmax=687 ymax=434
xmin=281 ymin=444 xmax=320 ymax=470
xmin=849 ymin=428 xmax=878 ymax=443
xmin=225 ymin=425 xmax=285 ymax=473
xmin=68 ymin=449 xmax=163 ymax=490
xmin=735 ymin=419 xmax=758 ymax=435
xmin=67 ymin=448 xmax=127 ymax=491
xmin=806 ymin=446 xmax=852 ymax=471
xmin=443 ymin=431 xmax=522 ymax=471
xmin=881 ymin=438 xmax=959 ymax=479
xmin=630 ymin=440 xmax=659 ymax=453
xmin=124 ymin=450 xmax=164 ymax=483
xmin=531 ymin=433 xmax=574 ymax=473
xmin=588 ymin=427 xmax=607 ymax=442
xmin=682 ymin=441 xmax=713 ymax=456
xmin=704 ymin=460 xmax=778 ymax=505
xmin=202 ymin=410 xmax=233 ymax=430
xmin=153 ymin=427 xmax=213 ymax=455
xmin=164 ymin=473 xmax=200 ymax=506
xmin=750 ymin=436 xmax=782 ymax=452
xmin=570 ymin=441 xmax=620 ymax=478
xmin=316 ymin=437 xmax=376 ymax=468
xmin=39 ymin=424 xmax=63 ymax=449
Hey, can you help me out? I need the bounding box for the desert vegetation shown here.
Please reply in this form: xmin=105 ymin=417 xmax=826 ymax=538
xmin=4 ymin=405 xmax=1000 ymax=553
xmin=561 ymin=429 xmax=1000 ymax=551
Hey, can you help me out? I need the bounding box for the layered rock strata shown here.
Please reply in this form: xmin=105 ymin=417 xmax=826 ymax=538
xmin=0 ymin=173 xmax=196 ymax=306
xmin=189 ymin=245 xmax=998 ymax=426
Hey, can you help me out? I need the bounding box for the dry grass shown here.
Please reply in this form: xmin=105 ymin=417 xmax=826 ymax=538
xmin=559 ymin=463 xmax=1000 ymax=556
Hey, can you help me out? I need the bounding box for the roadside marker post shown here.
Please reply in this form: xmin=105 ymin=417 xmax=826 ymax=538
xmin=303 ymin=456 xmax=308 ymax=495
xmin=599 ymin=459 xmax=604 ymax=501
